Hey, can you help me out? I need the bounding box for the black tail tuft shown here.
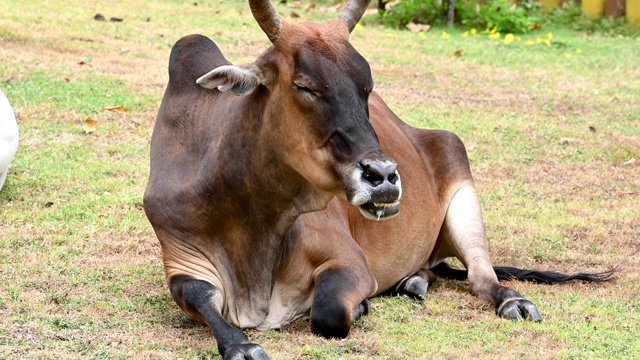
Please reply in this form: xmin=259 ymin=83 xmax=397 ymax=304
xmin=493 ymin=266 xmax=615 ymax=284
xmin=431 ymin=262 xmax=615 ymax=285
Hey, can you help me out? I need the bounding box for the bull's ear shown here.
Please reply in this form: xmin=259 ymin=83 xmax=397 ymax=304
xmin=196 ymin=64 xmax=261 ymax=96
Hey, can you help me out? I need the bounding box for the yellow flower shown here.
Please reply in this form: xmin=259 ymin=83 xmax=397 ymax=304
xmin=576 ymin=49 xmax=583 ymax=54
xmin=462 ymin=31 xmax=469 ymax=38
xmin=471 ymin=28 xmax=478 ymax=35
xmin=515 ymin=36 xmax=522 ymax=42
xmin=354 ymin=23 xmax=365 ymax=31
xmin=418 ymin=32 xmax=427 ymax=39
xmin=442 ymin=31 xmax=450 ymax=39
xmin=489 ymin=32 xmax=501 ymax=40
xmin=564 ymin=53 xmax=572 ymax=58
xmin=490 ymin=26 xmax=498 ymax=34
xmin=484 ymin=28 xmax=491 ymax=34
xmin=536 ymin=38 xmax=543 ymax=43
xmin=525 ymin=40 xmax=534 ymax=45
xmin=544 ymin=38 xmax=551 ymax=46
xmin=546 ymin=32 xmax=553 ymax=40
xmin=504 ymin=34 xmax=514 ymax=45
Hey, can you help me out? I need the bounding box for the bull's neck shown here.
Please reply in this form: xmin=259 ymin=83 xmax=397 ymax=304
xmin=202 ymin=105 xmax=327 ymax=298
xmin=212 ymin=96 xmax=331 ymax=240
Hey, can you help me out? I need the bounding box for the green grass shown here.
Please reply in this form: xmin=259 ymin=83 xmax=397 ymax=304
xmin=1 ymin=0 xmax=639 ymax=359
xmin=3 ymin=69 xmax=156 ymax=115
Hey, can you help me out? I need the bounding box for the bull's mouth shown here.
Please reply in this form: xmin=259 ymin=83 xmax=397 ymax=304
xmin=358 ymin=201 xmax=400 ymax=221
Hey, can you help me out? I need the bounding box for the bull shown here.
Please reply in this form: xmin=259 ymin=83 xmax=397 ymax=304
xmin=143 ymin=1 xmax=612 ymax=359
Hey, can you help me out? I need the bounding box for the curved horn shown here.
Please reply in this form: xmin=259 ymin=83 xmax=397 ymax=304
xmin=337 ymin=0 xmax=372 ymax=33
xmin=248 ymin=0 xmax=282 ymax=41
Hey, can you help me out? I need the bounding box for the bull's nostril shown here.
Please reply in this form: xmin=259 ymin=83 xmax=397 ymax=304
xmin=388 ymin=172 xmax=399 ymax=185
xmin=360 ymin=161 xmax=397 ymax=187
xmin=362 ymin=166 xmax=384 ymax=187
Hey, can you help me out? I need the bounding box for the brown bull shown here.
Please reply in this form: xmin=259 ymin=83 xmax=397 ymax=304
xmin=143 ymin=1 xmax=612 ymax=359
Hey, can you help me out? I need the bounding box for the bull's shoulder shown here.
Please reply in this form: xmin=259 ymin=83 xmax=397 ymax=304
xmin=368 ymin=93 xmax=472 ymax=183
xmin=167 ymin=34 xmax=231 ymax=93
xmin=405 ymin=127 xmax=473 ymax=186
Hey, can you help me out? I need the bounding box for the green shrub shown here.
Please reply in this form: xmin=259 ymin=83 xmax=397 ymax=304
xmin=377 ymin=0 xmax=541 ymax=33
xmin=375 ymin=0 xmax=639 ymax=37
xmin=457 ymin=0 xmax=542 ymax=33
xmin=379 ymin=0 xmax=447 ymax=28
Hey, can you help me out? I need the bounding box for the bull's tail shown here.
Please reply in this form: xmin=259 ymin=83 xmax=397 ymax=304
xmin=430 ymin=262 xmax=615 ymax=284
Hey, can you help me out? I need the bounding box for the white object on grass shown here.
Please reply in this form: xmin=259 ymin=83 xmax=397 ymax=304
xmin=0 ymin=89 xmax=19 ymax=191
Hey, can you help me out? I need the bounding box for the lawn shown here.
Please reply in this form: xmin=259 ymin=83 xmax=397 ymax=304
xmin=0 ymin=0 xmax=638 ymax=359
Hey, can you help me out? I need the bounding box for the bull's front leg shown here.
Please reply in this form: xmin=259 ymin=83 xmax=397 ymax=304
xmin=311 ymin=266 xmax=377 ymax=339
xmin=440 ymin=183 xmax=542 ymax=321
xmin=169 ymin=275 xmax=270 ymax=360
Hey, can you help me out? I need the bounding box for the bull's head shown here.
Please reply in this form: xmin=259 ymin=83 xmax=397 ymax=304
xmin=197 ymin=0 xmax=401 ymax=220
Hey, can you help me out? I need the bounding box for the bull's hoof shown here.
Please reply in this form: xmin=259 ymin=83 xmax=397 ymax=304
xmin=221 ymin=343 xmax=270 ymax=360
xmin=352 ymin=299 xmax=370 ymax=322
xmin=396 ymin=275 xmax=429 ymax=300
xmin=496 ymin=297 xmax=543 ymax=322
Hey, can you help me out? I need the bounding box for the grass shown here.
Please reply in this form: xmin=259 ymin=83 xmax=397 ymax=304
xmin=1 ymin=0 xmax=639 ymax=359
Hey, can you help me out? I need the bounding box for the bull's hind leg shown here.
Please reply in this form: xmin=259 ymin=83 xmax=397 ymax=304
xmin=439 ymin=183 xmax=542 ymax=321
xmin=169 ymin=275 xmax=270 ymax=360
xmin=389 ymin=269 xmax=436 ymax=300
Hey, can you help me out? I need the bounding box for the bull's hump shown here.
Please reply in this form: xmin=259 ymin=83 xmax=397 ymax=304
xmin=168 ymin=34 xmax=230 ymax=91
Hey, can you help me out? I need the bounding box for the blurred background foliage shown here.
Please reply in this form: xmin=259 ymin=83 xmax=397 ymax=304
xmin=308 ymin=0 xmax=640 ymax=35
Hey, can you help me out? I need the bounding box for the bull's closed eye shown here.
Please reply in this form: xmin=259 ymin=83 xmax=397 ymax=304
xmin=294 ymin=82 xmax=318 ymax=97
